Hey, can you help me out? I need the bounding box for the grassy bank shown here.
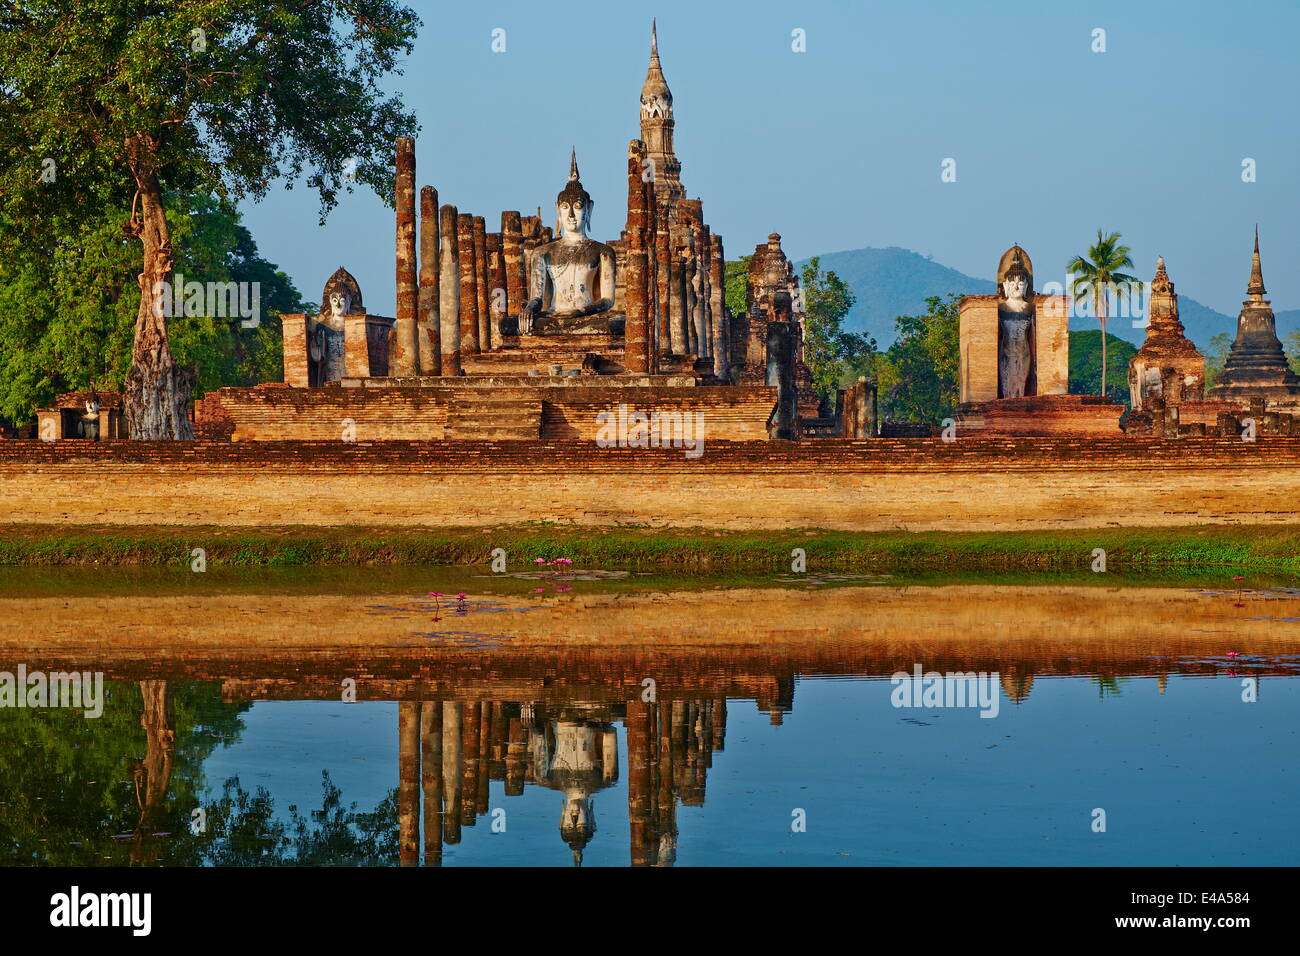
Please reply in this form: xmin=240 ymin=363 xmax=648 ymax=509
xmin=1 ymin=523 xmax=1298 ymax=573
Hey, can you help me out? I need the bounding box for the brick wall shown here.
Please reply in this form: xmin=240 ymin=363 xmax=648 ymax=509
xmin=5 ymin=437 xmax=1300 ymax=530
xmin=195 ymin=384 xmax=777 ymax=442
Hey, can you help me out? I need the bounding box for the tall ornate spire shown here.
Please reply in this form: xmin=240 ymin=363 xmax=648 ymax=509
xmin=569 ymin=146 xmax=579 ymax=181
xmin=639 ymin=20 xmax=684 ymax=209
xmin=1247 ymin=224 xmax=1267 ymax=298
xmin=641 ymin=19 xmax=671 ymax=107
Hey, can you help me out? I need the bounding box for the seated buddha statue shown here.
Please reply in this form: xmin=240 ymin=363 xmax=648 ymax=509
xmin=520 ymin=150 xmax=618 ymax=334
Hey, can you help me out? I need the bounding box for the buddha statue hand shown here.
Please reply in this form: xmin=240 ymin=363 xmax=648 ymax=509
xmin=519 ymin=298 xmax=541 ymax=334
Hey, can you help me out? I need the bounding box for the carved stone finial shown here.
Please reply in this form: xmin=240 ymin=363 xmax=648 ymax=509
xmin=569 ymin=146 xmax=579 ymax=182
xmin=1151 ymin=255 xmax=1173 ymax=294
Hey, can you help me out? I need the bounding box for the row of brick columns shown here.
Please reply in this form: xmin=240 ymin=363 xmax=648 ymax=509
xmin=396 ymin=136 xmax=726 ymax=381
xmin=395 ymin=137 xmax=552 ymax=380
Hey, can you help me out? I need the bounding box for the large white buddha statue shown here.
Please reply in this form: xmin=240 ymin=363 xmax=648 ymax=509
xmin=520 ymin=150 xmax=617 ymax=333
xmin=997 ymin=247 xmax=1036 ymax=398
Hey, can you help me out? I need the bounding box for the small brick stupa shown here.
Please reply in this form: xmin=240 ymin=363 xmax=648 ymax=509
xmin=1128 ymin=256 xmax=1204 ymax=410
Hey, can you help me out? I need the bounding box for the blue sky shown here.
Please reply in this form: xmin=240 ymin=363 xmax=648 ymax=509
xmin=238 ymin=0 xmax=1300 ymax=317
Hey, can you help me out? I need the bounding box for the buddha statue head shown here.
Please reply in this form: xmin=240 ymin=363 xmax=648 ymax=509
xmin=997 ymin=246 xmax=1033 ymax=309
xmin=555 ymin=149 xmax=593 ymax=240
xmin=322 ymin=267 xmax=364 ymax=318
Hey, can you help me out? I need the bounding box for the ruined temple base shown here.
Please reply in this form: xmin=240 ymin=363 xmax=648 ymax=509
xmin=1208 ymin=383 xmax=1300 ymax=412
xmin=955 ymin=395 xmax=1125 ymax=436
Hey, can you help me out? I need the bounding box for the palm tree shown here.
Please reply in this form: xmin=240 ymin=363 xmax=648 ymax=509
xmin=1067 ymin=231 xmax=1141 ymax=397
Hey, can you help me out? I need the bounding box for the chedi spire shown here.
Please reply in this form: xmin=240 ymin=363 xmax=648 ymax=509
xmin=1247 ymin=224 xmax=1266 ymax=298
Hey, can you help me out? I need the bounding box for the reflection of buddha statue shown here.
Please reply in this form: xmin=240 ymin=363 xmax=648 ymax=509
xmin=520 ymin=151 xmax=616 ymax=334
xmin=527 ymin=711 xmax=618 ymax=867
xmin=310 ymin=267 xmax=359 ymax=384
xmin=997 ymin=247 xmax=1036 ymax=398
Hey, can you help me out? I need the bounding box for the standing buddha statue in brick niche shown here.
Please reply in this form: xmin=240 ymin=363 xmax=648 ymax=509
xmin=997 ymin=246 xmax=1036 ymax=398
xmin=520 ymin=150 xmax=616 ymax=333
xmin=310 ymin=267 xmax=362 ymax=384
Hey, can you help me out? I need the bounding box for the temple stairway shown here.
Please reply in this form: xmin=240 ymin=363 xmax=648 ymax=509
xmin=444 ymin=396 xmax=542 ymax=441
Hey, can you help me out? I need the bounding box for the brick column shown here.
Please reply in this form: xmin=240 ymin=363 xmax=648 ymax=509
xmin=392 ymin=137 xmax=419 ymax=377
xmin=710 ymin=235 xmax=727 ymax=380
xmin=487 ymin=232 xmax=506 ymax=348
xmin=473 ymin=217 xmax=490 ymax=352
xmin=418 ymin=186 xmax=441 ymax=375
xmin=457 ymin=214 xmax=480 ymax=356
xmin=502 ymin=211 xmax=525 ymax=322
xmin=280 ymin=313 xmax=310 ymax=387
xmin=438 ymin=204 xmax=461 ymax=375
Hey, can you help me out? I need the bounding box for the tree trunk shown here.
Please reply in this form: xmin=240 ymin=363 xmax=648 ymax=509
xmin=124 ymin=135 xmax=195 ymax=440
xmin=1097 ymin=288 xmax=1109 ymax=397
xmin=132 ymin=679 xmax=176 ymax=864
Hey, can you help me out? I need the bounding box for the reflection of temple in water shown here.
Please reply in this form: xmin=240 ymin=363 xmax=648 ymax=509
xmin=397 ymin=696 xmax=733 ymax=867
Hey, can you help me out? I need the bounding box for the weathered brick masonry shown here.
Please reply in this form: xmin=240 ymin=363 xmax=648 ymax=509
xmin=4 ymin=438 xmax=1300 ymax=531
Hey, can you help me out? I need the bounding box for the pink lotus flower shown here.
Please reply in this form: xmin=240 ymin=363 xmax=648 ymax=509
xmin=1232 ymin=576 xmax=1245 ymax=581
xmin=428 ymin=591 xmax=443 ymax=597
xmin=534 ymin=587 xmax=545 ymax=593
xmin=534 ymin=557 xmax=545 ymax=565
xmin=455 ymin=593 xmax=466 ymax=601
xmin=1227 ymin=651 xmax=1239 ymax=657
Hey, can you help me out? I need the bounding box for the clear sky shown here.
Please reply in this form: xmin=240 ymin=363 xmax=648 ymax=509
xmin=237 ymin=0 xmax=1300 ymax=317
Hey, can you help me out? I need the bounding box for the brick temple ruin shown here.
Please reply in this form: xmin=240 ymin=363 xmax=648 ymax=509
xmin=16 ymin=26 xmax=1300 ymax=449
xmin=1124 ymin=231 xmax=1300 ymax=439
xmin=189 ymin=24 xmax=837 ymax=444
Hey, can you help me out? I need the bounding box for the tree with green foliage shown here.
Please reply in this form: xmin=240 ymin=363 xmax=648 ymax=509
xmin=0 ymin=194 xmax=308 ymax=427
xmin=0 ymin=678 xmax=398 ymax=866
xmin=1068 ymin=330 xmax=1137 ymax=405
xmin=799 ymin=256 xmax=874 ymax=403
xmin=873 ymin=294 xmax=960 ymax=423
xmin=0 ymin=1 xmax=419 ymax=438
xmin=1204 ymin=332 xmax=1232 ymax=388
xmin=1284 ymin=329 xmax=1300 ymax=376
xmin=1067 ymin=231 xmax=1141 ymax=397
xmin=724 ymin=256 xmax=751 ymax=318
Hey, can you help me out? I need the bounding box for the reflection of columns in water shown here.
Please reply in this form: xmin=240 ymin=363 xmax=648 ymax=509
xmin=477 ymin=700 xmax=491 ymax=816
xmin=441 ymin=702 xmax=462 ymax=845
xmin=382 ymin=695 xmax=733 ymax=865
xmin=398 ymin=701 xmax=420 ymax=865
xmin=461 ymin=701 xmax=480 ymax=826
xmin=756 ymin=675 xmax=795 ymax=725
xmin=421 ymin=702 xmax=443 ymax=866
xmin=626 ymin=700 xmax=654 ymax=866
xmin=489 ymin=701 xmax=507 ymax=782
xmin=505 ymin=715 xmax=526 ymax=796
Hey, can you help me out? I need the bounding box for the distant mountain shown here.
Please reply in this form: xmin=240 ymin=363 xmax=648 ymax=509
xmin=795 ymin=247 xmax=985 ymax=347
xmin=797 ymin=245 xmax=1298 ymax=353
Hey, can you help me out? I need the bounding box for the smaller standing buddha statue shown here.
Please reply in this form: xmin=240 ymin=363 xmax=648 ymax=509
xmin=310 ymin=267 xmax=362 ymax=384
xmin=997 ymin=246 xmax=1037 ymax=399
